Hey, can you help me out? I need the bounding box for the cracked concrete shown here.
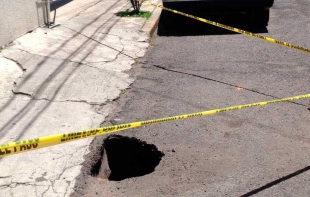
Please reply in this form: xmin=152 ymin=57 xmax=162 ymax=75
xmin=8 ymin=54 xmax=134 ymax=103
xmin=0 ymin=58 xmax=23 ymax=99
xmin=0 ymin=0 xmax=157 ymax=195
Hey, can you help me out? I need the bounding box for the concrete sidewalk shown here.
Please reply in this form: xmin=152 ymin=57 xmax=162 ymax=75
xmin=0 ymin=0 xmax=160 ymax=196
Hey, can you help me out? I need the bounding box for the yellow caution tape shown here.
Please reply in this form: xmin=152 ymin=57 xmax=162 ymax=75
xmin=144 ymin=1 xmax=310 ymax=54
xmin=0 ymin=93 xmax=309 ymax=157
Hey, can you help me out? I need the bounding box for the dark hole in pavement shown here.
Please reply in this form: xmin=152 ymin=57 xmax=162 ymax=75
xmin=91 ymin=135 xmax=164 ymax=181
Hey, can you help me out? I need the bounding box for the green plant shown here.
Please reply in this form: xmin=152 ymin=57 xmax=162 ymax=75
xmin=116 ymin=10 xmax=152 ymax=19
xmin=121 ymin=89 xmax=127 ymax=94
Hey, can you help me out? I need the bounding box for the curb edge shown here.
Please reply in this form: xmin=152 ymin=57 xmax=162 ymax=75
xmin=141 ymin=2 xmax=162 ymax=37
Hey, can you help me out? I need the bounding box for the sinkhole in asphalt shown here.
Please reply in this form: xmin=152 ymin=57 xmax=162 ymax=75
xmin=91 ymin=135 xmax=164 ymax=181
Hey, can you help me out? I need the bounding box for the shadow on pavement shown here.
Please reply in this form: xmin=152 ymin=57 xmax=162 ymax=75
xmin=157 ymin=10 xmax=268 ymax=36
xmin=0 ymin=0 xmax=128 ymax=143
xmin=51 ymin=0 xmax=73 ymax=11
xmin=241 ymin=165 xmax=310 ymax=197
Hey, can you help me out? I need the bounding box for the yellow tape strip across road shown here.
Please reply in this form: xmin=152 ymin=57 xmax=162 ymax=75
xmin=0 ymin=93 xmax=309 ymax=157
xmin=144 ymin=1 xmax=310 ymax=54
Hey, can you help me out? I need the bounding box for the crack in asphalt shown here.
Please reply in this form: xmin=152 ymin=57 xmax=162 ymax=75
xmin=152 ymin=64 xmax=307 ymax=107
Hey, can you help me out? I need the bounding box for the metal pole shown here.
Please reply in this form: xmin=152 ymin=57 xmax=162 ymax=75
xmin=46 ymin=0 xmax=51 ymax=27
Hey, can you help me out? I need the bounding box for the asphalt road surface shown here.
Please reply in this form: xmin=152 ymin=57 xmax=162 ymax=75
xmin=74 ymin=0 xmax=310 ymax=196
